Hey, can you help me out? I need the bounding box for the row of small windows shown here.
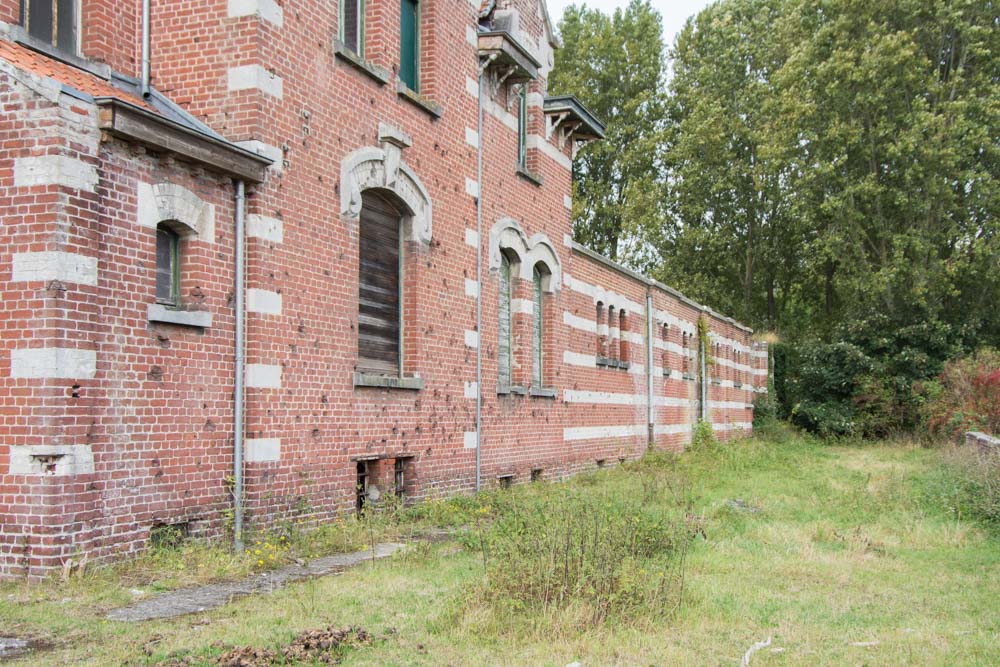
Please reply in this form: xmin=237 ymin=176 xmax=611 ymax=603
xmin=594 ymin=302 xmax=629 ymax=366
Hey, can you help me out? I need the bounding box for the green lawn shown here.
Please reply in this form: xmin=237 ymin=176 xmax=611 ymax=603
xmin=2 ymin=424 xmax=998 ymax=665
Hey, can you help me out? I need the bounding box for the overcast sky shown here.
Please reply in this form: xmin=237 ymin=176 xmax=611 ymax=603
xmin=545 ymin=0 xmax=714 ymax=49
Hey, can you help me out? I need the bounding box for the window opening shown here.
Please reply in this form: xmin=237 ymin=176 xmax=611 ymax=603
xmin=498 ymin=252 xmax=513 ymax=387
xmin=340 ymin=0 xmax=365 ymax=55
xmin=517 ymin=85 xmax=528 ymax=169
xmin=356 ymin=461 xmax=370 ymax=513
xmin=156 ymin=225 xmax=180 ymax=306
xmin=531 ymin=264 xmax=544 ymax=386
xmin=358 ymin=192 xmax=402 ymax=375
xmin=399 ymin=0 xmax=420 ymax=91
xmin=23 ymin=0 xmax=76 ymax=53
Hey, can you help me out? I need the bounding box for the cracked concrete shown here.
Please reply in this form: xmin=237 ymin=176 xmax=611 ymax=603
xmin=106 ymin=542 xmax=406 ymax=622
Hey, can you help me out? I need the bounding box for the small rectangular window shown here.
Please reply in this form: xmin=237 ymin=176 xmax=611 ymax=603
xmin=517 ymin=85 xmax=528 ymax=169
xmin=155 ymin=226 xmax=179 ymax=306
xmin=399 ymin=0 xmax=419 ymax=92
xmin=23 ymin=0 xmax=76 ymax=52
xmin=341 ymin=0 xmax=364 ymax=56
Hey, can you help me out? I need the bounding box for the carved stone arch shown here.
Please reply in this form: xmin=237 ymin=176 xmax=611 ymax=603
xmin=137 ymin=182 xmax=215 ymax=241
xmin=340 ymin=145 xmax=432 ymax=244
xmin=488 ymin=217 xmax=561 ymax=292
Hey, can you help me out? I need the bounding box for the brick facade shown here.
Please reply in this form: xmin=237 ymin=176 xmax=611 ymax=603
xmin=0 ymin=0 xmax=768 ymax=578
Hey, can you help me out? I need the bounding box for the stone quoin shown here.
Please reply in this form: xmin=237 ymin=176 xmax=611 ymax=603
xmin=0 ymin=0 xmax=768 ymax=578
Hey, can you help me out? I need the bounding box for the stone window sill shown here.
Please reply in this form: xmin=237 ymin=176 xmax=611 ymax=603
xmin=683 ymin=374 xmax=695 ymax=382
xmin=333 ymin=41 xmax=390 ymax=85
xmin=596 ymin=356 xmax=630 ymax=371
xmin=353 ymin=372 xmax=424 ymax=390
xmin=529 ymin=386 xmax=557 ymax=399
xmin=148 ymin=303 xmax=212 ymax=328
xmin=497 ymin=384 xmax=528 ymax=396
xmin=397 ymin=83 xmax=442 ymax=118
xmin=516 ymin=165 xmax=543 ymax=187
xmin=735 ymin=382 xmax=743 ymax=388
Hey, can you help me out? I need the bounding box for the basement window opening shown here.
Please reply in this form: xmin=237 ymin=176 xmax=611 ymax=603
xmin=356 ymin=460 xmax=370 ymax=513
xmin=498 ymin=474 xmax=514 ymax=489
xmin=596 ymin=459 xmax=606 ymax=468
xmin=150 ymin=521 xmax=191 ymax=550
xmin=530 ymin=468 xmax=543 ymax=482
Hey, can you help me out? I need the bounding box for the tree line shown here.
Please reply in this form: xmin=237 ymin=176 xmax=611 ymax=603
xmin=550 ymin=0 xmax=999 ymax=436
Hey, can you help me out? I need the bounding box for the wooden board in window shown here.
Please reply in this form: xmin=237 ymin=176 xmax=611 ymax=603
xmin=358 ymin=192 xmax=401 ymax=376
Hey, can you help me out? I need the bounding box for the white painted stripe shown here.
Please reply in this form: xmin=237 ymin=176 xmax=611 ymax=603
xmin=512 ymin=298 xmax=533 ymax=315
xmin=246 ymin=438 xmax=281 ymax=462
xmin=464 ymin=431 xmax=479 ymax=449
xmin=465 ymin=76 xmax=479 ymax=99
xmin=563 ymin=311 xmax=596 ymax=334
xmin=227 ymin=65 xmax=283 ymax=98
xmin=713 ymin=422 xmax=753 ymax=432
xmin=10 ymin=348 xmax=97 ymax=379
xmin=12 ymin=251 xmax=98 ymax=285
xmin=654 ymin=423 xmax=691 ymax=436
xmin=623 ymin=331 xmax=643 ymax=345
xmin=564 ymin=390 xmax=643 ymax=405
xmin=465 ymin=127 xmax=479 ymax=148
xmin=563 ymin=233 xmax=573 ymax=247
xmin=627 ymin=363 xmax=646 ymax=375
xmin=526 ymin=92 xmax=545 ymax=109
xmin=465 ymin=25 xmax=478 ymax=47
xmin=564 ymin=424 xmax=646 ymax=441
xmin=235 ymin=141 xmax=283 ymax=173
xmin=563 ymin=350 xmax=596 ymax=368
xmin=527 ymin=134 xmax=571 ymax=170
xmin=464 ymin=330 xmax=479 ymax=349
xmin=227 ymin=0 xmax=283 ymax=26
xmin=464 ymin=228 xmax=479 ymax=247
xmin=247 ymin=214 xmax=283 ymax=242
xmin=8 ymin=445 xmax=94 ymax=475
xmin=563 ymin=195 xmax=573 ymax=210
xmin=465 ymin=279 xmax=479 ymax=298
xmin=464 ymin=381 xmax=478 ymax=399
xmin=465 ymin=177 xmax=479 ymax=199
xmin=562 ymin=272 xmax=645 ymax=315
xmin=246 ymin=364 xmax=281 ymax=388
xmin=247 ymin=288 xmax=282 ymax=315
xmin=14 ymin=155 xmax=98 ymax=192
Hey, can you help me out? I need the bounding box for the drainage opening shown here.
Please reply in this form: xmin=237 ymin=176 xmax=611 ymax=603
xmin=596 ymin=459 xmax=606 ymax=468
xmin=497 ymin=474 xmax=514 ymax=489
xmin=150 ymin=521 xmax=190 ymax=549
xmin=530 ymin=468 xmax=543 ymax=482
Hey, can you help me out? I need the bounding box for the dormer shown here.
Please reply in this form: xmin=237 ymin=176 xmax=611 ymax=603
xmin=543 ymin=95 xmax=606 ymax=152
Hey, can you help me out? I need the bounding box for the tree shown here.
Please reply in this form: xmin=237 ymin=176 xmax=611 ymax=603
xmin=549 ymin=0 xmax=669 ymax=262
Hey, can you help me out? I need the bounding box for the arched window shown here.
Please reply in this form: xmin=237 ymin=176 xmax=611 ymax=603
xmin=596 ymin=301 xmax=605 ymax=356
xmin=607 ymin=305 xmax=617 ymax=361
xmin=155 ymin=224 xmax=180 ymax=307
xmin=498 ymin=251 xmax=513 ymax=388
xmin=531 ymin=263 xmax=548 ymax=386
xmin=358 ymin=191 xmax=403 ymax=376
xmin=618 ymin=310 xmax=629 ymax=364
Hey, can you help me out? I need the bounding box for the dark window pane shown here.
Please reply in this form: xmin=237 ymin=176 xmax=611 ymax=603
xmin=498 ymin=253 xmax=511 ymax=386
xmin=532 ymin=265 xmax=543 ymax=385
xmin=26 ymin=0 xmax=53 ymax=44
xmin=156 ymin=228 xmax=176 ymax=304
xmin=56 ymin=0 xmax=75 ymax=53
xmin=399 ymin=0 xmax=419 ymax=91
xmin=518 ymin=86 xmax=527 ymax=168
xmin=358 ymin=193 xmax=401 ymax=375
xmin=342 ymin=0 xmax=359 ymax=54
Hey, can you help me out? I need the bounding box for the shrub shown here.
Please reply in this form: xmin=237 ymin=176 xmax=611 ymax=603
xmin=466 ymin=480 xmax=690 ymax=627
xmin=920 ymin=348 xmax=1000 ymax=442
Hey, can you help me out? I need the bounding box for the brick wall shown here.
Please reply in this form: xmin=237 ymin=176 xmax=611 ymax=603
xmin=0 ymin=0 xmax=768 ymax=577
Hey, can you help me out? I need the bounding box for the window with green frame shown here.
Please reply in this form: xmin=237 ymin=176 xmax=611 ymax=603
xmin=340 ymin=0 xmax=365 ymax=56
xmin=399 ymin=0 xmax=419 ymax=92
xmin=517 ymin=85 xmax=528 ymax=169
xmin=155 ymin=224 xmax=180 ymax=306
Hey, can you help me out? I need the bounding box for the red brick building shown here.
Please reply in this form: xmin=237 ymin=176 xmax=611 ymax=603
xmin=0 ymin=0 xmax=768 ymax=578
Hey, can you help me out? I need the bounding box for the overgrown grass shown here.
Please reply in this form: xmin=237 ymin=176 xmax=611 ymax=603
xmin=2 ymin=424 xmax=999 ymax=665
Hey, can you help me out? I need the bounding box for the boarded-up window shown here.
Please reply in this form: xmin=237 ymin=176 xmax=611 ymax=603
xmin=23 ymin=0 xmax=76 ymax=52
xmin=531 ymin=264 xmax=544 ymax=386
xmin=358 ymin=192 xmax=401 ymax=375
xmin=498 ymin=253 xmax=512 ymax=387
xmin=399 ymin=0 xmax=419 ymax=91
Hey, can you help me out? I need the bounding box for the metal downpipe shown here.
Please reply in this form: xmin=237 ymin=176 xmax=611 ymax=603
xmin=233 ymin=180 xmax=246 ymax=552
xmin=646 ymin=291 xmax=654 ymax=447
xmin=140 ymin=0 xmax=151 ymax=97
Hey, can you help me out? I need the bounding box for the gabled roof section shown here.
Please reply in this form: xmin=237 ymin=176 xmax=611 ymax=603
xmin=0 ymin=36 xmax=271 ymax=182
xmin=543 ymin=95 xmax=606 ymax=143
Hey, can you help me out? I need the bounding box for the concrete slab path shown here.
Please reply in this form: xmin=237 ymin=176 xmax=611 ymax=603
xmin=106 ymin=542 xmax=406 ymax=622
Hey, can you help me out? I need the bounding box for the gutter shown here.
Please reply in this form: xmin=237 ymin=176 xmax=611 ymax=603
xmin=141 ymin=0 xmax=151 ymax=97
xmin=646 ymin=290 xmax=654 ymax=446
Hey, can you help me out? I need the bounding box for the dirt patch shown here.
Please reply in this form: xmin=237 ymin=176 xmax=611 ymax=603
xmin=153 ymin=627 xmax=371 ymax=666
